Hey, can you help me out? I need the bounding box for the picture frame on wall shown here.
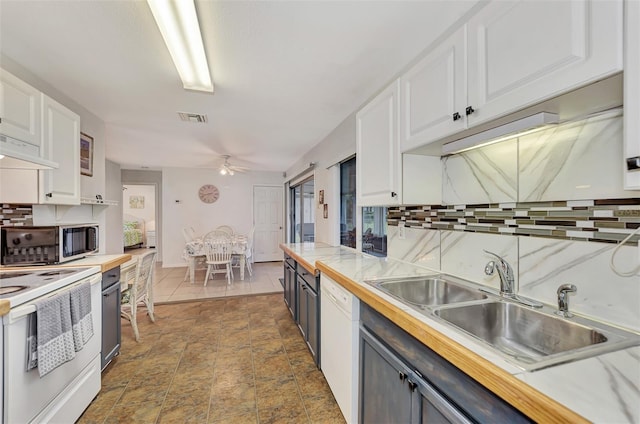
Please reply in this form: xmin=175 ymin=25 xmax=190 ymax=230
xmin=323 ymin=203 xmax=328 ymax=219
xmin=319 ymin=189 xmax=324 ymax=204
xmin=80 ymin=132 xmax=94 ymax=177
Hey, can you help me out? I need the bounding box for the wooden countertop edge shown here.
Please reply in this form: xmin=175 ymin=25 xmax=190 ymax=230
xmin=281 ymin=245 xmax=316 ymax=274
xmin=95 ymin=255 xmax=132 ymax=273
xmin=0 ymin=300 xmax=9 ymax=317
xmin=317 ymin=262 xmax=589 ymax=424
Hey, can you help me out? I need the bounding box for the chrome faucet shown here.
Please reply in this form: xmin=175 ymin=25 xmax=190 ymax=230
xmin=555 ymin=284 xmax=577 ymax=318
xmin=483 ymin=250 xmax=543 ymax=308
xmin=483 ymin=250 xmax=515 ymax=296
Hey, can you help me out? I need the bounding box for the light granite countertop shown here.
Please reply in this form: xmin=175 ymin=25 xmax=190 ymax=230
xmin=281 ymin=242 xmax=640 ymax=424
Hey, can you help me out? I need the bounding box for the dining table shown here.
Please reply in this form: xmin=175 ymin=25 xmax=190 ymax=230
xmin=183 ymin=234 xmax=249 ymax=284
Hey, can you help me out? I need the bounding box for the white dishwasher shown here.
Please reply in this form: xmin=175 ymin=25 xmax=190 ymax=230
xmin=320 ymin=274 xmax=360 ymax=424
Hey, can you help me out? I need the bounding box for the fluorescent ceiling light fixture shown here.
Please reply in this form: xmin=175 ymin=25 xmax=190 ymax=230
xmin=147 ymin=0 xmax=213 ymax=93
xmin=442 ymin=112 xmax=559 ymax=155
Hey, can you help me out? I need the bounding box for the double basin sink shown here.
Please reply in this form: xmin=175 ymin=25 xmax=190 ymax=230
xmin=367 ymin=275 xmax=640 ymax=371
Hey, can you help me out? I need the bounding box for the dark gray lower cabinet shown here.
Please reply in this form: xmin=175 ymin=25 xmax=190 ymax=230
xmin=296 ymin=268 xmax=319 ymax=364
xmin=283 ymin=256 xmax=296 ymax=318
xmin=359 ymin=304 xmax=533 ymax=424
xmin=283 ymin=254 xmax=320 ymax=367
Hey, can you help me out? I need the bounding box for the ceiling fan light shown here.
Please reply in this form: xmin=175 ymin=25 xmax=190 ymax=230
xmin=228 ymin=169 xmax=234 ymax=176
xmin=219 ymin=167 xmax=227 ymax=175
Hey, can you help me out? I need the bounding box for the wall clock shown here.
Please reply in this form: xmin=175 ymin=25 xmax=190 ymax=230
xmin=198 ymin=184 xmax=220 ymax=204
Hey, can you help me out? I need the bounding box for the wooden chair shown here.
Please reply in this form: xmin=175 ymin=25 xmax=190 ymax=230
xmin=121 ymin=250 xmax=157 ymax=342
xmin=204 ymin=239 xmax=234 ymax=285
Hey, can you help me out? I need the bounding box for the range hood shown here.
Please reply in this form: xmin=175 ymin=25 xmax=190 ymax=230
xmin=0 ymin=134 xmax=59 ymax=169
xmin=442 ymin=112 xmax=559 ymax=155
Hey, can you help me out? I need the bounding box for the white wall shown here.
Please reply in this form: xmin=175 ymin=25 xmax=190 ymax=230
xmin=104 ymin=159 xmax=123 ymax=254
xmin=285 ymin=113 xmax=356 ymax=245
xmin=123 ymin=184 xmax=156 ymax=225
xmin=162 ymin=167 xmax=283 ymax=267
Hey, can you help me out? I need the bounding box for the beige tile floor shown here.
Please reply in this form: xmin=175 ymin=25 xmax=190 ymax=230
xmin=126 ymin=248 xmax=284 ymax=303
xmin=78 ymin=294 xmax=345 ymax=423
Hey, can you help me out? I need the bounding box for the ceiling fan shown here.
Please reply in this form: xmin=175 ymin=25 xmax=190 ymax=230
xmin=218 ymin=155 xmax=248 ymax=175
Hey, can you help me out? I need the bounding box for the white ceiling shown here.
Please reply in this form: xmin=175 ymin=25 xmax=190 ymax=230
xmin=0 ymin=0 xmax=477 ymax=172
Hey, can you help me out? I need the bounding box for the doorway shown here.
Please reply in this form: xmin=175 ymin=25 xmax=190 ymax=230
xmin=253 ymin=185 xmax=284 ymax=262
xmin=122 ymin=184 xmax=157 ymax=251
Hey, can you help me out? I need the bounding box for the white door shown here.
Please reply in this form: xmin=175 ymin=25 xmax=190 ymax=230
xmin=0 ymin=68 xmax=42 ymax=147
xmin=356 ymin=80 xmax=401 ymax=206
xmin=253 ymin=185 xmax=284 ymax=262
xmin=39 ymin=94 xmax=80 ymax=205
xmin=466 ymin=0 xmax=622 ymax=127
xmin=400 ymin=26 xmax=466 ymax=152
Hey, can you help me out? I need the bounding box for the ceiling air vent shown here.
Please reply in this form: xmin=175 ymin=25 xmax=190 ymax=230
xmin=177 ymin=112 xmax=208 ymax=123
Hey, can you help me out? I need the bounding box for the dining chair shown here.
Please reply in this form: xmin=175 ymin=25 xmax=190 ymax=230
xmin=182 ymin=227 xmax=195 ymax=243
xmin=121 ymin=250 xmax=157 ymax=342
xmin=204 ymin=239 xmax=234 ymax=285
xmin=203 ymin=230 xmax=231 ymax=241
xmin=231 ymin=226 xmax=254 ymax=278
xmin=216 ymin=225 xmax=234 ymax=236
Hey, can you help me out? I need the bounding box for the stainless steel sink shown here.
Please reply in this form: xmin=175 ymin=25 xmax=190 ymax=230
xmin=434 ymin=301 xmax=640 ymax=371
xmin=371 ymin=276 xmax=487 ymax=307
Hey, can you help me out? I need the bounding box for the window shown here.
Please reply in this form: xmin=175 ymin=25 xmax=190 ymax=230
xmin=290 ymin=177 xmax=315 ymax=242
xmin=362 ymin=206 xmax=387 ymax=257
xmin=340 ymin=157 xmax=357 ymax=248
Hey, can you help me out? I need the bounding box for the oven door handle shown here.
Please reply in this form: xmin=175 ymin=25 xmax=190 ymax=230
xmin=7 ymin=274 xmax=101 ymax=323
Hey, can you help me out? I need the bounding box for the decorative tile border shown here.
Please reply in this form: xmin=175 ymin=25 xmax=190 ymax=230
xmin=388 ymin=198 xmax=640 ymax=245
xmin=0 ymin=204 xmax=34 ymax=226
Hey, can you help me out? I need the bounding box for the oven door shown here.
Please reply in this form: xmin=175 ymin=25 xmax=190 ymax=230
xmin=3 ymin=274 xmax=102 ymax=424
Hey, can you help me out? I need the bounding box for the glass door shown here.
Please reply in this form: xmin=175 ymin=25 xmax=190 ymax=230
xmin=289 ymin=177 xmax=315 ymax=242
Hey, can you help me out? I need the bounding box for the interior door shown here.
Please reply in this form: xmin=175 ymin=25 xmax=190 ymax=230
xmin=253 ymin=185 xmax=284 ymax=262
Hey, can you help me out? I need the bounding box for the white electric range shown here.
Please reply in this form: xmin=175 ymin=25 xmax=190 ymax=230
xmin=0 ymin=265 xmax=102 ymax=424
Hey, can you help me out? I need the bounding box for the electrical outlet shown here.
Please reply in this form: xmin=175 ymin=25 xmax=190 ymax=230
xmin=398 ymin=222 xmax=406 ymax=240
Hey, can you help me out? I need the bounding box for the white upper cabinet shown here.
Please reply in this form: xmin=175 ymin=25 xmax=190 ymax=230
xmin=0 ymin=69 xmax=42 ymax=147
xmin=39 ymin=94 xmax=81 ymax=205
xmin=400 ymin=0 xmax=622 ymax=152
xmin=357 ymin=81 xmax=402 ymax=206
xmin=466 ymin=0 xmax=623 ymax=127
xmin=624 ymin=0 xmax=640 ymax=189
xmin=400 ymin=27 xmax=466 ymax=153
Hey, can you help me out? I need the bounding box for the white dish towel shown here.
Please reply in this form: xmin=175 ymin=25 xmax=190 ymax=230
xmin=34 ymin=291 xmax=76 ymax=377
xmin=70 ymin=281 xmax=94 ymax=351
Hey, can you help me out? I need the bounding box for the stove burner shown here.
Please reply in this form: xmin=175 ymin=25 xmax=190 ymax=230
xmin=38 ymin=270 xmax=76 ymax=277
xmin=0 ymin=286 xmax=27 ymax=295
xmin=0 ymin=272 xmax=31 ymax=279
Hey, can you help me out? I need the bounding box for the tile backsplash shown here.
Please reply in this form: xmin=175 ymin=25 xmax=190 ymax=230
xmin=386 ymin=109 xmax=640 ymax=332
xmin=0 ymin=204 xmax=34 ymax=226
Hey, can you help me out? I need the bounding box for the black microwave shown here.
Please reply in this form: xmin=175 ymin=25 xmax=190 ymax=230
xmin=0 ymin=224 xmax=99 ymax=265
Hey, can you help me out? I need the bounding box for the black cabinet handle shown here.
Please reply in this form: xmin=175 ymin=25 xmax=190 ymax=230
xmin=452 ymin=112 xmax=461 ymax=121
xmin=45 ymin=193 xmax=53 ymax=198
xmin=466 ymin=106 xmax=475 ymax=116
xmin=408 ymin=380 xmax=417 ymax=392
xmin=391 ymin=192 xmax=397 ymax=198
xmin=398 ymin=371 xmax=407 ymax=382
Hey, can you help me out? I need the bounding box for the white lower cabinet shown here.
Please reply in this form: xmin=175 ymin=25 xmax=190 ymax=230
xmin=39 ymin=95 xmax=81 ymax=205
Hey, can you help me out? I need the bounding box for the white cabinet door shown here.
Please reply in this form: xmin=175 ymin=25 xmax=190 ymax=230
xmin=39 ymin=95 xmax=81 ymax=205
xmin=625 ymin=0 xmax=640 ymax=189
xmin=357 ymin=81 xmax=401 ymax=206
xmin=400 ymin=27 xmax=467 ymax=152
xmin=467 ymin=0 xmax=622 ymax=127
xmin=0 ymin=69 xmax=42 ymax=147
